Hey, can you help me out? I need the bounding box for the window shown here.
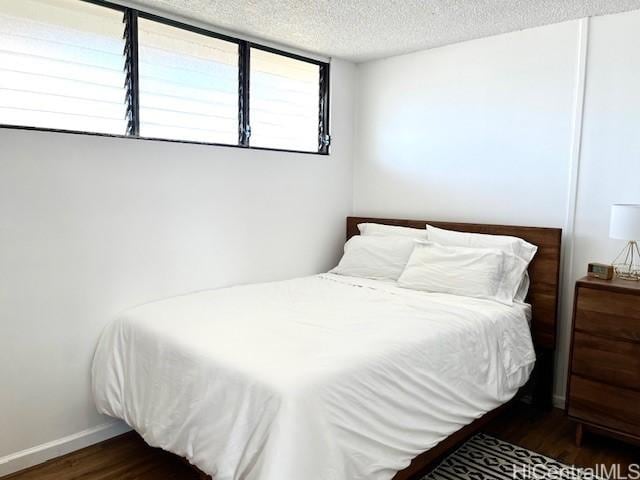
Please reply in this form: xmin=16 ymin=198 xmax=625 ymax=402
xmin=0 ymin=0 xmax=330 ymax=154
xmin=249 ymin=48 xmax=320 ymax=152
xmin=0 ymin=0 xmax=126 ymax=134
xmin=137 ymin=18 xmax=239 ymax=144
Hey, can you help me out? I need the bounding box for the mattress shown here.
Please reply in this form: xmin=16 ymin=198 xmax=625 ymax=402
xmin=92 ymin=273 xmax=535 ymax=480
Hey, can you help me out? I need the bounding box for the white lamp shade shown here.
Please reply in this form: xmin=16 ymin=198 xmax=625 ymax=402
xmin=610 ymin=204 xmax=640 ymax=240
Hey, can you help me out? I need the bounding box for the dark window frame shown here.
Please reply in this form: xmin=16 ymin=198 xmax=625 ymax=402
xmin=0 ymin=0 xmax=331 ymax=156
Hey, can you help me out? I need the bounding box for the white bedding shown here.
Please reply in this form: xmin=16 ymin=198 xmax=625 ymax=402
xmin=92 ymin=274 xmax=535 ymax=480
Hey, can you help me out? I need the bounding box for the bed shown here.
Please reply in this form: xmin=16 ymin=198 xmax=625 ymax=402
xmin=92 ymin=217 xmax=562 ymax=480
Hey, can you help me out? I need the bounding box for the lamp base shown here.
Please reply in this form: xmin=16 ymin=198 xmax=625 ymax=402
xmin=612 ymin=240 xmax=640 ymax=281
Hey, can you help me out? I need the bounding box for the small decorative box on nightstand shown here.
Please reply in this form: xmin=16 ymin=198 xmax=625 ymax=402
xmin=566 ymin=276 xmax=640 ymax=447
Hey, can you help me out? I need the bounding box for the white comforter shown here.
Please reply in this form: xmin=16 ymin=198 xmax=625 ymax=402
xmin=92 ymin=274 xmax=535 ymax=480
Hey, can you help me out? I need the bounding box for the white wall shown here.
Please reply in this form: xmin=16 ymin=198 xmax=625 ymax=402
xmin=0 ymin=59 xmax=356 ymax=468
xmin=573 ymin=8 xmax=640 ymax=277
xmin=566 ymin=9 xmax=640 ymax=389
xmin=354 ymin=21 xmax=580 ymax=227
xmin=353 ymin=10 xmax=640 ymax=403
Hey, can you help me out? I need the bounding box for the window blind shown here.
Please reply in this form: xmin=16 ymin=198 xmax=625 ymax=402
xmin=0 ymin=0 xmax=330 ymax=154
xmin=137 ymin=18 xmax=239 ymax=145
xmin=0 ymin=0 xmax=127 ymax=134
xmin=249 ymin=48 xmax=320 ymax=152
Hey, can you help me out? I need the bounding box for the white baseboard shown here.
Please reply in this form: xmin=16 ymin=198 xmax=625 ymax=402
xmin=519 ymin=394 xmax=566 ymax=409
xmin=0 ymin=421 xmax=131 ymax=477
xmin=553 ymin=394 xmax=566 ymax=409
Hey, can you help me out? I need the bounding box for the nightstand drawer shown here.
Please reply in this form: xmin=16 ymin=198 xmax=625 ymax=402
xmin=572 ymin=331 xmax=640 ymax=388
xmin=568 ymin=375 xmax=640 ymax=437
xmin=575 ymin=287 xmax=640 ymax=341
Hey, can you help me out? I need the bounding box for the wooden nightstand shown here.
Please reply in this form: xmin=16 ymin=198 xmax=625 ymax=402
xmin=566 ymin=276 xmax=640 ymax=447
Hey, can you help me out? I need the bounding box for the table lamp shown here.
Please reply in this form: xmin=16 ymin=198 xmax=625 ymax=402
xmin=610 ymin=204 xmax=640 ymax=280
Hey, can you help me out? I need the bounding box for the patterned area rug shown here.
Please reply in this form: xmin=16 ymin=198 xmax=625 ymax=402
xmin=423 ymin=433 xmax=595 ymax=480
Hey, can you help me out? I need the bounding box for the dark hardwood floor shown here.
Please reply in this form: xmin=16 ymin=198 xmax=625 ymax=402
xmin=485 ymin=403 xmax=638 ymax=472
xmin=5 ymin=403 xmax=638 ymax=480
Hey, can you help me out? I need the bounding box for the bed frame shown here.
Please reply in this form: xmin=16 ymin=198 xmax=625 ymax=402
xmin=190 ymin=217 xmax=562 ymax=480
xmin=347 ymin=217 xmax=562 ymax=480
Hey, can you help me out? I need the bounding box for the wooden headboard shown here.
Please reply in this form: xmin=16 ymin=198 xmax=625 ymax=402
xmin=347 ymin=217 xmax=562 ymax=351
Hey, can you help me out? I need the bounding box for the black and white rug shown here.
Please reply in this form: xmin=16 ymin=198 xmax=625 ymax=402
xmin=423 ymin=433 xmax=597 ymax=480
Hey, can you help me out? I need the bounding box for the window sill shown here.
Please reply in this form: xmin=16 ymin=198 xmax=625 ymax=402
xmin=0 ymin=124 xmax=330 ymax=156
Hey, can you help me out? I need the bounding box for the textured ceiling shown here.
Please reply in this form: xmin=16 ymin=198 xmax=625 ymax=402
xmin=130 ymin=0 xmax=640 ymax=62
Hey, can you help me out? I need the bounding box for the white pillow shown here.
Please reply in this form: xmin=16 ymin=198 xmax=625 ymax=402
xmin=397 ymin=242 xmax=528 ymax=305
xmin=426 ymin=225 xmax=537 ymax=301
xmin=358 ymin=222 xmax=427 ymax=240
xmin=331 ymin=235 xmax=415 ymax=280
xmin=515 ymin=273 xmax=531 ymax=302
